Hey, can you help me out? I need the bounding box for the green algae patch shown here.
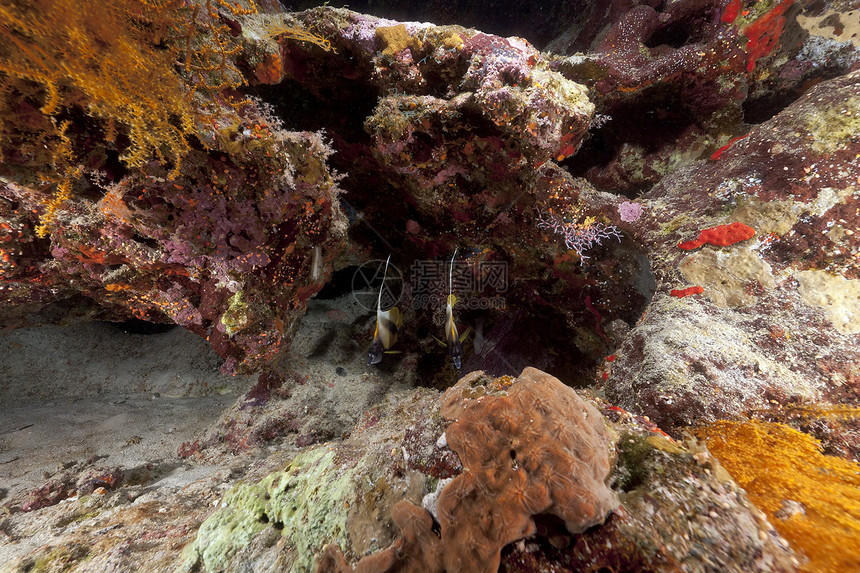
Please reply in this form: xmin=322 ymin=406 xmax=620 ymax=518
xmin=29 ymin=544 xmax=91 ymax=572
xmin=182 ymin=447 xmax=357 ymax=572
xmin=220 ymin=292 xmax=251 ymax=336
xmin=806 ymin=97 xmax=860 ymax=154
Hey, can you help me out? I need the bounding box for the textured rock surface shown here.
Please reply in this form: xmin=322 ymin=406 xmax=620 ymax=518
xmin=0 ymin=300 xmax=423 ymax=572
xmin=316 ymin=369 xmax=797 ymax=573
xmin=603 ymin=69 xmax=860 ymax=431
xmin=0 ymin=90 xmax=347 ymax=377
xmin=500 ymin=404 xmax=800 ymax=572
xmin=552 ymin=0 xmax=860 ymax=196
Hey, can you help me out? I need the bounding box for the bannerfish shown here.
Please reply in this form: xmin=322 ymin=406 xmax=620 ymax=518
xmin=444 ymin=249 xmax=465 ymax=369
xmin=367 ymin=255 xmax=402 ymax=365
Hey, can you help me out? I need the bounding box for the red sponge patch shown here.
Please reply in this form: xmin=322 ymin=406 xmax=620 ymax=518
xmin=743 ymin=0 xmax=794 ymax=72
xmin=679 ymin=222 xmax=756 ymax=250
xmin=671 ymin=285 xmax=704 ymax=298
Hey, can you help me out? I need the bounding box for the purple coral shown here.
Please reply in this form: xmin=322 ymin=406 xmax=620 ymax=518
xmin=537 ymin=211 xmax=621 ymax=262
xmin=618 ymin=201 xmax=643 ymax=222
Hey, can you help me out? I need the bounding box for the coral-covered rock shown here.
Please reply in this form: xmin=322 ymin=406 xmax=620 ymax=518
xmin=0 ymin=2 xmax=352 ymax=375
xmin=440 ymin=368 xmax=617 ymax=535
xmin=236 ymin=7 xmax=651 ymax=381
xmin=500 ymin=402 xmax=799 ymax=572
xmin=0 ymin=3 xmax=645 ymax=381
xmin=321 ymin=367 xmax=618 ymax=573
xmin=550 ymin=0 xmax=860 ymax=195
xmin=604 ymin=69 xmax=860 ymax=430
xmin=0 ymin=115 xmax=346 ymax=375
xmin=180 ymin=388 xmax=438 ymax=572
xmin=318 ymin=368 xmax=799 ymax=572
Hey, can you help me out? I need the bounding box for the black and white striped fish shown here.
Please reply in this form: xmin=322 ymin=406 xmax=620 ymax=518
xmin=367 ymin=255 xmax=402 ymax=365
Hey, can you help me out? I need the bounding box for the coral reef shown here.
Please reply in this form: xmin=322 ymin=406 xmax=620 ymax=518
xmin=320 ymin=367 xmax=617 ymax=572
xmin=549 ymin=0 xmax=860 ymax=195
xmin=318 ymin=368 xmax=796 ymax=573
xmin=499 ymin=402 xmax=798 ymax=572
xmin=179 ymin=389 xmax=437 ymax=572
xmin=0 ymin=0 xmax=348 ymax=374
xmin=2 ymin=1 xmax=860 ymax=571
xmin=0 ymin=1 xmax=640 ymax=379
xmin=604 ymin=67 xmax=860 ymax=430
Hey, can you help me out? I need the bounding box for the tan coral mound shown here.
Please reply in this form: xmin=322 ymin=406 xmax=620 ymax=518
xmin=320 ymin=366 xmax=618 ymax=572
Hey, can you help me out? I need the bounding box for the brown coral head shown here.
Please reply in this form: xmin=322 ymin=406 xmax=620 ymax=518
xmin=322 ymin=367 xmax=619 ymax=573
xmin=436 ymin=367 xmax=618 ymax=567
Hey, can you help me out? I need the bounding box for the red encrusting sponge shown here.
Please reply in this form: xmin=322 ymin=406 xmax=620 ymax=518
xmin=670 ymin=286 xmax=704 ymax=298
xmin=678 ymin=222 xmax=756 ymax=250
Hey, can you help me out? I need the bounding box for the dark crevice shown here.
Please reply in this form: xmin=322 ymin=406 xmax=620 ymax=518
xmin=280 ymin=0 xmax=595 ymax=50
xmin=104 ymin=318 xmax=177 ymax=334
xmin=567 ymin=86 xmax=697 ymax=196
xmin=644 ymin=22 xmax=691 ymax=49
xmin=314 ymin=265 xmax=363 ymax=300
xmin=742 ymin=90 xmax=803 ymax=124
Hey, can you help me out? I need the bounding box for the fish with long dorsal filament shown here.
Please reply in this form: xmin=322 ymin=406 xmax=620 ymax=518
xmin=367 ymin=255 xmax=402 ymax=365
xmin=443 ymin=249 xmax=469 ymax=369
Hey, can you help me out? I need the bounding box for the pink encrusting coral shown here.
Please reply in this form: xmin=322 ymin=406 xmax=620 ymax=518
xmin=618 ymin=200 xmax=643 ymax=222
xmin=319 ymin=367 xmax=618 ymax=573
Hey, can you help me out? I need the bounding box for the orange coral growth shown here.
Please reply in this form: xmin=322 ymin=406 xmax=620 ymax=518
xmin=72 ymin=244 xmax=113 ymax=265
xmin=670 ymin=285 xmax=704 ymax=297
xmin=1 ymin=0 xmax=266 ymax=235
xmin=320 ymin=367 xmax=617 ymax=573
xmin=33 ymin=174 xmax=74 ymax=238
xmin=253 ymin=51 xmax=284 ymax=84
xmin=263 ymin=20 xmax=334 ymax=53
xmin=0 ymin=0 xmax=200 ymax=174
xmin=678 ymin=222 xmax=755 ymax=250
xmin=743 ymin=0 xmax=794 ymax=72
xmin=32 ymin=120 xmax=79 ymax=237
xmin=99 ymin=186 xmax=133 ymax=222
xmin=700 ymin=420 xmax=860 ymax=573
